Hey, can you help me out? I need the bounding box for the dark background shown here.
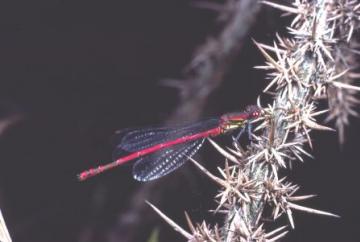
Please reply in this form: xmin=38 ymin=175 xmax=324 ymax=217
xmin=0 ymin=1 xmax=358 ymax=241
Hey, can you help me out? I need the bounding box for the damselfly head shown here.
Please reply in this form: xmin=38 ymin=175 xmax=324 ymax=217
xmin=245 ymin=105 xmax=262 ymax=119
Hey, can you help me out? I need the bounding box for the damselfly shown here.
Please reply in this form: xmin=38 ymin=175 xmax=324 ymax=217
xmin=78 ymin=105 xmax=261 ymax=182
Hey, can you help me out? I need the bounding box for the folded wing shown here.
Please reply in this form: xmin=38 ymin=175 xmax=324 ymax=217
xmin=132 ymin=139 xmax=205 ymax=181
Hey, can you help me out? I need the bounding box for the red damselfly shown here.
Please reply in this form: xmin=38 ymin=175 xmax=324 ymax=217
xmin=78 ymin=105 xmax=261 ymax=182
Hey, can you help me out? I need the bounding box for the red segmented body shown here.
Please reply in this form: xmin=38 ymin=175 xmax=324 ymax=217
xmin=78 ymin=127 xmax=222 ymax=180
xmin=78 ymin=105 xmax=261 ymax=181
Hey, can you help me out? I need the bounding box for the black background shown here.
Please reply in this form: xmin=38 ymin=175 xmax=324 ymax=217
xmin=0 ymin=0 xmax=358 ymax=241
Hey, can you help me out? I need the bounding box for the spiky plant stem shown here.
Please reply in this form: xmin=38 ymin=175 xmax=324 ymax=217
xmin=148 ymin=0 xmax=360 ymax=241
xmin=224 ymin=0 xmax=359 ymax=239
xmin=233 ymin=0 xmax=330 ymax=233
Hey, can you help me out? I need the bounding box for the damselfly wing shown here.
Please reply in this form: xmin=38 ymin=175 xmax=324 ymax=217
xmin=132 ymin=139 xmax=205 ymax=181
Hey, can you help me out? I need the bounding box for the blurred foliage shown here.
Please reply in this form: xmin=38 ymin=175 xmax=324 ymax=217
xmin=147 ymin=228 xmax=159 ymax=242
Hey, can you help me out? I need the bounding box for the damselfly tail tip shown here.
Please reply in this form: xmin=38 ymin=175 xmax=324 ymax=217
xmin=77 ymin=168 xmax=99 ymax=181
xmin=77 ymin=171 xmax=90 ymax=181
xmin=77 ymin=162 xmax=115 ymax=181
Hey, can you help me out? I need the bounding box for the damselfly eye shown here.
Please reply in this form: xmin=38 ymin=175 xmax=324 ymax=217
xmin=254 ymin=110 xmax=262 ymax=118
xmin=245 ymin=105 xmax=261 ymax=119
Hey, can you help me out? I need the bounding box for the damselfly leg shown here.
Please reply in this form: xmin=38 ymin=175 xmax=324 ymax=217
xmin=231 ymin=122 xmax=254 ymax=147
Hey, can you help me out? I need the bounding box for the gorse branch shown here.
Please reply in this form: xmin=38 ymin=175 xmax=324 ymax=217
xmin=149 ymin=0 xmax=360 ymax=241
